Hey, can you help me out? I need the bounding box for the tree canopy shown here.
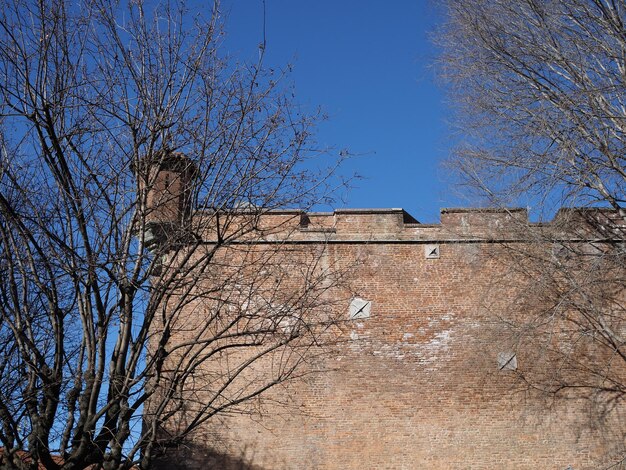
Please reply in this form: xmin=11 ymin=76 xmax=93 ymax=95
xmin=437 ymin=0 xmax=626 ymax=218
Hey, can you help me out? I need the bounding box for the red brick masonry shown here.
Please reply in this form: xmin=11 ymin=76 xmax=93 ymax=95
xmin=156 ymin=208 xmax=624 ymax=470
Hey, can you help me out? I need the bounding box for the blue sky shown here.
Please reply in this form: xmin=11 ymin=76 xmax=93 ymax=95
xmin=220 ymin=0 xmax=455 ymax=223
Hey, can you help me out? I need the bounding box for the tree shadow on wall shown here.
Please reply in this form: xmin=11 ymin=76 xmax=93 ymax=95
xmin=152 ymin=442 xmax=267 ymax=470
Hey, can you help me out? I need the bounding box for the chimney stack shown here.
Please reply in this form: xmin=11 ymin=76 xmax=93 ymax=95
xmin=139 ymin=150 xmax=198 ymax=247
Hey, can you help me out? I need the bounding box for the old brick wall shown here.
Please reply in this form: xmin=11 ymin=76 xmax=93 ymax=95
xmin=154 ymin=208 xmax=624 ymax=470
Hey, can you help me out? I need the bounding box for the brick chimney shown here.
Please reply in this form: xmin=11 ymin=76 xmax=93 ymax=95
xmin=139 ymin=150 xmax=197 ymax=247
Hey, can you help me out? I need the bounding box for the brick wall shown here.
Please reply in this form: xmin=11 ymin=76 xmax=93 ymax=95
xmin=153 ymin=208 xmax=625 ymax=470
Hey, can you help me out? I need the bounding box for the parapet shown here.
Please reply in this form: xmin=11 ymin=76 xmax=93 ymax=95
xmin=189 ymin=206 xmax=623 ymax=244
xmin=439 ymin=207 xmax=528 ymax=228
xmin=190 ymin=207 xmax=535 ymax=243
xmin=295 ymin=207 xmax=531 ymax=242
xmin=302 ymin=209 xmax=417 ymax=235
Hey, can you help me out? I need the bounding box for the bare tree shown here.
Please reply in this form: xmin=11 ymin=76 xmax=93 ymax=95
xmin=437 ymin=0 xmax=626 ymax=216
xmin=0 ymin=0 xmax=348 ymax=469
xmin=437 ymin=0 xmax=626 ymax=458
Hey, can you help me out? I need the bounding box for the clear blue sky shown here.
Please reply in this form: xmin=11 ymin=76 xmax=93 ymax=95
xmin=220 ymin=1 xmax=456 ymax=223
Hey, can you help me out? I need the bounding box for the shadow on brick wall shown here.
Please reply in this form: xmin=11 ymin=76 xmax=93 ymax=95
xmin=152 ymin=442 xmax=266 ymax=470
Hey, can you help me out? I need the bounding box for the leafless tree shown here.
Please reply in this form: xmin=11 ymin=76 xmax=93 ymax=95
xmin=437 ymin=0 xmax=626 ymax=458
xmin=0 ymin=0 xmax=348 ymax=468
xmin=437 ymin=0 xmax=626 ymax=216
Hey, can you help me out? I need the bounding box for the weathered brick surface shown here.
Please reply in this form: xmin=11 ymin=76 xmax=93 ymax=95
xmin=155 ymin=208 xmax=624 ymax=469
